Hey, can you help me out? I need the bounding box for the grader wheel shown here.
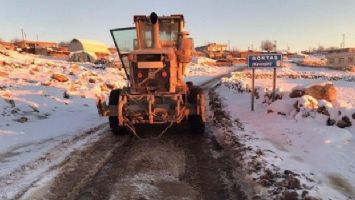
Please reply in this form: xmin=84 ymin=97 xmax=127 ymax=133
xmin=188 ymin=86 xmax=205 ymax=134
xmin=108 ymin=89 xmax=127 ymax=135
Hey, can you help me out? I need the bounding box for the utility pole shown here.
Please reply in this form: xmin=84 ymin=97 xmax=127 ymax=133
xmin=342 ymin=33 xmax=345 ymax=48
xmin=21 ymin=28 xmax=25 ymax=42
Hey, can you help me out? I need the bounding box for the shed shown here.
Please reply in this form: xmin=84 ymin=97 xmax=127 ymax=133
xmin=68 ymin=38 xmax=110 ymax=62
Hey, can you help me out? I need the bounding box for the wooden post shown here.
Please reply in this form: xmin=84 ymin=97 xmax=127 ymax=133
xmin=251 ymin=68 xmax=255 ymax=111
xmin=272 ymin=68 xmax=276 ymax=101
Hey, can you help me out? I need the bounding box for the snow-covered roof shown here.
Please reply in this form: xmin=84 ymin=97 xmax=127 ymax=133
xmin=70 ymin=38 xmax=109 ymax=54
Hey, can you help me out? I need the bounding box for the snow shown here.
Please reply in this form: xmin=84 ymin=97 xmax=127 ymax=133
xmin=217 ymin=64 xmax=355 ymax=199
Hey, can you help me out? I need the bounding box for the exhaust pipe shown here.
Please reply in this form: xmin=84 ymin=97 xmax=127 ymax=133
xmin=150 ymin=12 xmax=161 ymax=49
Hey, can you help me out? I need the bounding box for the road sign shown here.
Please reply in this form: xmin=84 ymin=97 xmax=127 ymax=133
xmin=248 ymin=53 xmax=283 ymax=111
xmin=248 ymin=54 xmax=282 ymax=68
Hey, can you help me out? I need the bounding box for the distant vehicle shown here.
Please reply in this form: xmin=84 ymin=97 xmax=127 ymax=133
xmin=97 ymin=12 xmax=206 ymax=136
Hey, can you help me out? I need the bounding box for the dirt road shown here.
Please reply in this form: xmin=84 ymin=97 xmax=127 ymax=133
xmin=18 ymin=69 xmax=254 ymax=200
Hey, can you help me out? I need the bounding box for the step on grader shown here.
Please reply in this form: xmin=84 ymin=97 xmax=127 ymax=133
xmin=97 ymin=12 xmax=205 ymax=136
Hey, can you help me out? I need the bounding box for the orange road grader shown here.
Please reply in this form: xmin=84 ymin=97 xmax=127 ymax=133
xmin=97 ymin=12 xmax=205 ymax=136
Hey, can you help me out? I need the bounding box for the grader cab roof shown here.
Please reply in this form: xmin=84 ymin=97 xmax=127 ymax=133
xmin=133 ymin=14 xmax=184 ymax=23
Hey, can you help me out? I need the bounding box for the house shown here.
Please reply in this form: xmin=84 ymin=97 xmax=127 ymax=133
xmin=326 ymin=48 xmax=355 ymax=69
xmin=68 ymin=38 xmax=110 ymax=62
xmin=195 ymin=43 xmax=228 ymax=59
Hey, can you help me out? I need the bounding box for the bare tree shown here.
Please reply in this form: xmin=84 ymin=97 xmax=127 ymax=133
xmin=260 ymin=40 xmax=274 ymax=52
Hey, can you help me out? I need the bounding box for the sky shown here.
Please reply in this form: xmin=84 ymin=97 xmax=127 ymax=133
xmin=0 ymin=0 xmax=354 ymax=52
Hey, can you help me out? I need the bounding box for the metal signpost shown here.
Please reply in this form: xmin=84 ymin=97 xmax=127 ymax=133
xmin=248 ymin=54 xmax=282 ymax=111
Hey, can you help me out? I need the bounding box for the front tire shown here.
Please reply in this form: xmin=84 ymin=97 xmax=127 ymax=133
xmin=188 ymin=115 xmax=205 ymax=134
xmin=108 ymin=89 xmax=126 ymax=135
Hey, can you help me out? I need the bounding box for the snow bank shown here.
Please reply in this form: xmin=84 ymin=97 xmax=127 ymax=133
xmin=0 ymin=49 xmax=127 ymax=153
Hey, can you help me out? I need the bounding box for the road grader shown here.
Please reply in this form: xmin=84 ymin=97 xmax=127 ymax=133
xmin=97 ymin=12 xmax=205 ymax=136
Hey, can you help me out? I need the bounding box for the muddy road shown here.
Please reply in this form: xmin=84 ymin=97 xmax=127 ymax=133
xmin=22 ymin=114 xmax=250 ymax=200
xmin=19 ymin=70 xmax=254 ymax=200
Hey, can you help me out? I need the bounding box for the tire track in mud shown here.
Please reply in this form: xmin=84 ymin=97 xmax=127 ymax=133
xmin=18 ymin=127 xmax=130 ymax=200
xmin=75 ymin=124 xmax=249 ymax=200
xmin=0 ymin=123 xmax=108 ymax=200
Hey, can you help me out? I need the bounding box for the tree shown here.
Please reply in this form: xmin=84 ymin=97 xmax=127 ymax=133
xmin=260 ymin=40 xmax=274 ymax=52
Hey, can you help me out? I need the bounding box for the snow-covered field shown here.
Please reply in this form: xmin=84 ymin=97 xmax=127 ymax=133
xmin=218 ymin=64 xmax=355 ymax=199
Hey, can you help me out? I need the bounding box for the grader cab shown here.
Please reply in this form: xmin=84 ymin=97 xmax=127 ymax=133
xmin=97 ymin=12 xmax=205 ymax=135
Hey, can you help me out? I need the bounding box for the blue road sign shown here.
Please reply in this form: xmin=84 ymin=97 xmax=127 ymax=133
xmin=248 ymin=54 xmax=282 ymax=68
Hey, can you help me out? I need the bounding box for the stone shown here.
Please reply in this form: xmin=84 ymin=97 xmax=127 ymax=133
xmin=88 ymin=77 xmax=96 ymax=83
xmin=15 ymin=116 xmax=28 ymax=123
xmin=0 ymin=71 xmax=9 ymax=77
xmin=51 ymin=73 xmax=69 ymax=82
xmin=327 ymin=118 xmax=336 ymax=126
xmin=63 ymin=90 xmax=70 ymax=99
xmin=317 ymin=106 xmax=330 ymax=116
xmin=281 ymin=190 xmax=298 ymax=200
xmin=336 ymin=116 xmax=352 ymax=128
xmin=304 ymin=83 xmax=336 ymax=102
xmin=286 ymin=176 xmax=301 ymax=189
xmin=289 ymin=88 xmax=305 ymax=98
xmin=352 ymin=113 xmax=355 ymax=120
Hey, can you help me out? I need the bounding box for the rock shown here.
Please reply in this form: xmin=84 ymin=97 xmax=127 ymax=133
xmin=51 ymin=73 xmax=69 ymax=82
xmin=304 ymin=195 xmax=321 ymax=200
xmin=317 ymin=106 xmax=330 ymax=116
xmin=41 ymin=81 xmax=51 ymax=86
xmin=0 ymin=71 xmax=9 ymax=77
xmin=15 ymin=116 xmax=28 ymax=123
xmin=88 ymin=77 xmax=96 ymax=83
xmin=301 ymin=190 xmax=309 ymax=198
xmin=326 ymin=118 xmax=336 ymax=126
xmin=304 ymin=83 xmax=336 ymax=102
xmin=63 ymin=90 xmax=70 ymax=99
xmin=286 ymin=175 xmax=301 ymax=189
xmin=289 ymin=88 xmax=305 ymax=98
xmin=336 ymin=116 xmax=352 ymax=128
xmin=352 ymin=113 xmax=355 ymax=120
xmin=281 ymin=190 xmax=298 ymax=200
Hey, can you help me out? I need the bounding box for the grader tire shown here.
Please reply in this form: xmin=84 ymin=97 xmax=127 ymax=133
xmin=188 ymin=86 xmax=205 ymax=134
xmin=108 ymin=89 xmax=126 ymax=135
xmin=188 ymin=115 xmax=205 ymax=134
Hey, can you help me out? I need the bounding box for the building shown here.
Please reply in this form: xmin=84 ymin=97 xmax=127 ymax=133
xmin=195 ymin=43 xmax=228 ymax=59
xmin=68 ymin=38 xmax=110 ymax=62
xmin=13 ymin=40 xmax=58 ymax=49
xmin=326 ymin=48 xmax=355 ymax=68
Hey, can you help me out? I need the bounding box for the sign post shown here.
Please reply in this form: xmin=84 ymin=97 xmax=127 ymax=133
xmin=248 ymin=53 xmax=282 ymax=111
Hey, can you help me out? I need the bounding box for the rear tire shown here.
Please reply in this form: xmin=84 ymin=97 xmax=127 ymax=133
xmin=188 ymin=115 xmax=205 ymax=134
xmin=108 ymin=89 xmax=126 ymax=135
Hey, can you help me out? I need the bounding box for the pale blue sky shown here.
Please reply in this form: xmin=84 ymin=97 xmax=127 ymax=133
xmin=0 ymin=0 xmax=354 ymax=51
